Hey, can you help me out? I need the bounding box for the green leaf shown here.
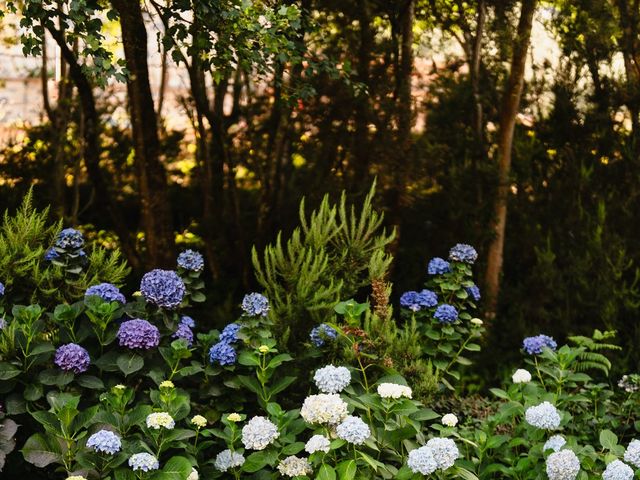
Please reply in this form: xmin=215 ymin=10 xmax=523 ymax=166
xmin=0 ymin=363 xmax=21 ymax=380
xmin=243 ymin=450 xmax=278 ymax=473
xmin=600 ymin=429 xmax=618 ymax=450
xmin=336 ymin=459 xmax=356 ymax=479
xmin=317 ymin=464 xmax=337 ymax=480
xmin=117 ymin=352 xmax=144 ymax=376
xmin=77 ymin=375 xmax=105 ymax=390
xmin=160 ymin=456 xmax=193 ymax=480
xmin=39 ymin=368 xmax=74 ymax=386
xmin=21 ymin=433 xmax=62 ymax=468
xmin=489 ymin=388 xmax=510 ymax=400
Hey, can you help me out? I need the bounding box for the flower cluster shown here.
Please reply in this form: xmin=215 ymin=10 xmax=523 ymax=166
xmin=523 ymin=334 xmax=557 ymax=355
xmin=241 ymin=416 xmax=279 ymax=450
xmin=618 ymin=375 xmax=640 ymax=393
xmin=55 ymin=228 xmax=84 ymax=250
xmin=277 ymin=456 xmax=312 ymax=477
xmin=525 ymin=402 xmax=561 ymax=430
xmin=624 ymin=439 xmax=640 ymax=468
xmin=301 ymin=393 xmax=348 ymax=425
xmin=465 ymin=284 xmax=481 ymax=302
xmin=408 ymin=446 xmax=438 ymax=475
xmin=400 ymin=289 xmax=438 ymax=312
xmin=310 ymin=324 xmax=338 ymax=347
xmin=172 ymin=323 xmax=194 ymax=347
xmin=428 ymin=257 xmax=451 ymax=275
xmin=85 ymin=283 xmax=126 ymax=303
xmin=449 ymin=243 xmax=478 ymax=264
xmin=140 ymin=269 xmax=186 ymax=309
xmin=336 ymin=416 xmax=370 ymax=445
xmin=117 ymin=319 xmax=160 ymax=350
xmin=129 ymin=453 xmax=159 ymax=472
xmin=86 ymin=430 xmax=121 ymax=455
xmin=441 ymin=413 xmax=458 ymax=427
xmin=214 ymin=449 xmax=245 ymax=472
xmin=191 ymin=415 xmax=207 ymax=428
xmin=543 ymin=435 xmax=567 ymax=452
xmin=313 ymin=365 xmax=351 ymax=394
xmin=305 ymin=435 xmax=331 ymax=454
xmin=220 ymin=323 xmax=241 ymax=344
xmin=434 ymin=304 xmax=458 ymax=324
xmin=377 ymin=383 xmax=412 ymax=399
xmin=209 ymin=341 xmax=237 ymax=366
xmin=180 ymin=316 xmax=196 ymax=328
xmin=603 ymin=460 xmax=634 ymax=480
xmin=0 ymin=282 xmax=5 ymax=296
xmin=512 ymin=368 xmax=532 ymax=384
xmin=44 ymin=248 xmax=59 ymax=261
xmin=146 ymin=412 xmax=175 ymax=430
xmin=177 ymin=249 xmax=204 ymax=272
xmin=54 ymin=343 xmax=90 ymax=374
xmin=241 ymin=292 xmax=270 ymax=317
xmin=427 ymin=438 xmax=460 ymax=470
xmin=545 ymin=449 xmax=580 ymax=480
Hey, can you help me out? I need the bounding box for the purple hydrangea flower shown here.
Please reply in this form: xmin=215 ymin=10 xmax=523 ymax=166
xmin=434 ymin=304 xmax=458 ymax=324
xmin=400 ymin=289 xmax=438 ymax=312
xmin=209 ymin=342 xmax=237 ymax=366
xmin=177 ymin=249 xmax=204 ymax=272
xmin=172 ymin=323 xmax=194 ymax=347
xmin=55 ymin=228 xmax=84 ymax=250
xmin=523 ymin=334 xmax=557 ymax=355
xmin=428 ymin=257 xmax=451 ymax=275
xmin=310 ymin=324 xmax=338 ymax=347
xmin=241 ymin=293 xmax=269 ymax=317
xmin=86 ymin=429 xmax=122 ymax=455
xmin=180 ymin=316 xmax=195 ymax=328
xmin=449 ymin=244 xmax=478 ymax=264
xmin=220 ymin=323 xmax=241 ymax=344
xmin=85 ymin=283 xmax=126 ymax=303
xmin=54 ymin=343 xmax=90 ymax=373
xmin=140 ymin=269 xmax=186 ymax=309
xmin=466 ymin=284 xmax=481 ymax=302
xmin=117 ymin=319 xmax=160 ymax=350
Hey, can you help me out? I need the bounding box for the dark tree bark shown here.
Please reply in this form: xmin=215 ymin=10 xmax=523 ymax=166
xmin=112 ymin=0 xmax=175 ymax=268
xmin=484 ymin=0 xmax=537 ymax=318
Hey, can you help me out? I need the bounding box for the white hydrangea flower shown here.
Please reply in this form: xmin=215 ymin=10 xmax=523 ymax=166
xmin=313 ymin=365 xmax=351 ymax=393
xmin=336 ymin=415 xmax=371 ymax=445
xmin=525 ymin=402 xmax=561 ymax=430
xmin=377 ymin=382 xmax=413 ymax=399
xmin=214 ymin=449 xmax=245 ymax=472
xmin=624 ymin=439 xmax=640 ymax=468
xmin=544 ymin=435 xmax=567 ymax=452
xmin=146 ymin=412 xmax=175 ymax=430
xmin=603 ymin=460 xmax=634 ymax=480
xmin=426 ymin=437 xmax=460 ymax=470
xmin=277 ymin=456 xmax=312 ymax=477
xmin=241 ymin=416 xmax=279 ymax=450
xmin=187 ymin=468 xmax=199 ymax=480
xmin=407 ymin=446 xmax=438 ymax=475
xmin=546 ymin=449 xmax=580 ymax=480
xmin=512 ymin=368 xmax=532 ymax=384
xmin=305 ymin=434 xmax=331 ymax=454
xmin=441 ymin=413 xmax=458 ymax=427
xmin=300 ymin=394 xmax=348 ymax=425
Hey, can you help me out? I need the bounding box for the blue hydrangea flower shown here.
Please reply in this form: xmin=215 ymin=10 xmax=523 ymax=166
xmin=180 ymin=316 xmax=196 ymax=328
xmin=426 ymin=437 xmax=460 ymax=470
xmin=313 ymin=365 xmax=351 ymax=394
xmin=408 ymin=446 xmax=438 ymax=475
xmin=400 ymin=289 xmax=438 ymax=312
xmin=209 ymin=342 xmax=237 ymax=366
xmin=129 ymin=452 xmax=159 ymax=472
xmin=310 ymin=324 xmax=338 ymax=347
xmin=602 ymin=460 xmax=633 ymax=480
xmin=466 ymin=284 xmax=481 ymax=302
xmin=0 ymin=282 xmax=4 ymax=296
xmin=140 ymin=269 xmax=186 ymax=309
xmin=624 ymin=440 xmax=640 ymax=468
xmin=44 ymin=248 xmax=59 ymax=261
xmin=85 ymin=283 xmax=126 ymax=303
xmin=241 ymin=293 xmax=269 ymax=317
xmin=428 ymin=257 xmax=451 ymax=275
xmin=177 ymin=249 xmax=204 ymax=272
xmin=449 ymin=243 xmax=478 ymax=264
xmin=54 ymin=343 xmax=90 ymax=374
xmin=336 ymin=416 xmax=371 ymax=445
xmin=117 ymin=319 xmax=160 ymax=350
xmin=172 ymin=323 xmax=194 ymax=347
xmin=523 ymin=334 xmax=557 ymax=355
xmin=220 ymin=323 xmax=241 ymax=344
xmin=55 ymin=228 xmax=84 ymax=250
xmin=525 ymin=401 xmax=561 ymax=430
xmin=86 ymin=429 xmax=121 ymax=455
xmin=434 ymin=304 xmax=458 ymax=324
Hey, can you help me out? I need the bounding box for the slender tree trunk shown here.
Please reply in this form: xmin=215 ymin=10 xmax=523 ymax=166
xmin=484 ymin=0 xmax=537 ymax=318
xmin=470 ymin=0 xmax=485 ymax=147
xmin=112 ymin=0 xmax=175 ymax=267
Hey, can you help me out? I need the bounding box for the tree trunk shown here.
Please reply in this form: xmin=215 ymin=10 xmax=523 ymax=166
xmin=112 ymin=0 xmax=175 ymax=268
xmin=484 ymin=0 xmax=537 ymax=319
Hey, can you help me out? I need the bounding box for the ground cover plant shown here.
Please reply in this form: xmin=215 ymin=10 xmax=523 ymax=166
xmin=0 ymin=194 xmax=638 ymax=480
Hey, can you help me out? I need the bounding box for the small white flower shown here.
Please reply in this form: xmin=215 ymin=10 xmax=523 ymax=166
xmin=543 ymin=435 xmax=566 ymax=452
xmin=603 ymin=460 xmax=634 ymax=480
xmin=512 ymin=368 xmax=532 ymax=384
xmin=257 ymin=15 xmax=272 ymax=29
xmin=191 ymin=415 xmax=207 ymax=428
xmin=377 ymin=382 xmax=412 ymax=399
xmin=214 ymin=449 xmax=245 ymax=472
xmin=336 ymin=415 xmax=371 ymax=445
xmin=426 ymin=438 xmax=459 ymax=470
xmin=408 ymin=446 xmax=438 ymax=475
xmin=313 ymin=365 xmax=351 ymax=393
xmin=187 ymin=468 xmax=199 ymax=480
xmin=624 ymin=439 xmax=640 ymax=468
xmin=305 ymin=434 xmax=331 ymax=454
xmin=300 ymin=394 xmax=348 ymax=425
xmin=545 ymin=449 xmax=580 ymax=480
xmin=241 ymin=416 xmax=279 ymax=450
xmin=441 ymin=413 xmax=458 ymax=427
xmin=525 ymin=402 xmax=561 ymax=430
xmin=146 ymin=412 xmax=175 ymax=430
xmin=277 ymin=456 xmax=312 ymax=477
xmin=470 ymin=318 xmax=483 ymax=326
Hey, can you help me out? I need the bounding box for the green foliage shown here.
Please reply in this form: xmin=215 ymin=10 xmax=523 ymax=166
xmin=568 ymin=329 xmax=621 ymax=375
xmin=0 ymin=191 xmax=129 ymax=306
xmin=252 ymin=182 xmax=395 ymax=348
